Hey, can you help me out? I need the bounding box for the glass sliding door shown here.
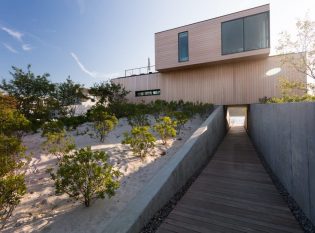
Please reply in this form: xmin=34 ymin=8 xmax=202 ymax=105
xmin=221 ymin=12 xmax=270 ymax=55
xmin=244 ymin=12 xmax=269 ymax=51
xmin=221 ymin=18 xmax=244 ymax=55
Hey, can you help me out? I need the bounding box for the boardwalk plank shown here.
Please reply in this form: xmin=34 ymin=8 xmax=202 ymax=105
xmin=157 ymin=127 xmax=302 ymax=233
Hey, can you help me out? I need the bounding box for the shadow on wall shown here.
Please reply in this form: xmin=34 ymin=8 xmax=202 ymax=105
xmin=249 ymin=102 xmax=315 ymax=226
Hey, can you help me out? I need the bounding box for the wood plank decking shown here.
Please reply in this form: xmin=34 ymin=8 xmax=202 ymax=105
xmin=157 ymin=126 xmax=302 ymax=233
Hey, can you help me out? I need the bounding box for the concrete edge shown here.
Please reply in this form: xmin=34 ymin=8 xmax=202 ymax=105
xmin=104 ymin=106 xmax=226 ymax=233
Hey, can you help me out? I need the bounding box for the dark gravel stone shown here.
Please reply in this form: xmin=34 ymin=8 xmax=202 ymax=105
xmin=255 ymin=146 xmax=315 ymax=233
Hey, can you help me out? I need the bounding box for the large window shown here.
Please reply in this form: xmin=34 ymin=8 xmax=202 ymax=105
xmin=221 ymin=18 xmax=244 ymax=55
xmin=178 ymin=31 xmax=189 ymax=62
xmin=221 ymin=12 xmax=269 ymax=55
xmin=135 ymin=89 xmax=160 ymax=97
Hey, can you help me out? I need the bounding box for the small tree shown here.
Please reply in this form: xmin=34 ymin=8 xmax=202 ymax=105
xmin=89 ymin=81 xmax=130 ymax=106
xmin=122 ymin=126 xmax=156 ymax=159
xmin=277 ymin=15 xmax=315 ymax=94
xmin=89 ymin=107 xmax=118 ymax=142
xmin=154 ymin=116 xmax=177 ymax=145
xmin=55 ymin=77 xmax=87 ymax=117
xmin=50 ymin=147 xmax=121 ymax=207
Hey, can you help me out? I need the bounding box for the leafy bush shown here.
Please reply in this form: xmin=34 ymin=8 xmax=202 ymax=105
xmin=0 ymin=174 xmax=26 ymax=230
xmin=171 ymin=111 xmax=189 ymax=134
xmin=89 ymin=81 xmax=130 ymax=106
xmin=122 ymin=126 xmax=156 ymax=159
xmin=42 ymin=131 xmax=75 ymax=161
xmin=50 ymin=147 xmax=121 ymax=207
xmin=89 ymin=106 xmax=118 ymax=142
xmin=0 ymin=94 xmax=28 ymax=229
xmin=41 ymin=120 xmax=64 ymax=136
xmin=127 ymin=113 xmax=150 ymax=127
xmin=60 ymin=115 xmax=87 ymax=130
xmin=154 ymin=116 xmax=177 ymax=145
xmin=259 ymin=78 xmax=315 ymax=104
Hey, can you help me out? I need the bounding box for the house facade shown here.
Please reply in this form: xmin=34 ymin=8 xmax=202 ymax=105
xmin=112 ymin=4 xmax=305 ymax=105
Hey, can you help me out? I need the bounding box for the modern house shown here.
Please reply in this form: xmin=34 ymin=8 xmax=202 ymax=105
xmin=112 ymin=4 xmax=305 ymax=105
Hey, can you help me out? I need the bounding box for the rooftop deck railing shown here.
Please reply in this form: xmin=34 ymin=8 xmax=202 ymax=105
xmin=124 ymin=65 xmax=156 ymax=77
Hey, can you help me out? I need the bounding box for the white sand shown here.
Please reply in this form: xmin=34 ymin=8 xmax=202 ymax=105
xmin=3 ymin=116 xmax=204 ymax=233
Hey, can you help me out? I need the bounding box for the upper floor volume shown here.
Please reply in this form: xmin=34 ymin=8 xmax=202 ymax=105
xmin=155 ymin=4 xmax=270 ymax=71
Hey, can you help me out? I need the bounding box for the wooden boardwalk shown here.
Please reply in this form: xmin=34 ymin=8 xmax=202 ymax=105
xmin=157 ymin=127 xmax=302 ymax=233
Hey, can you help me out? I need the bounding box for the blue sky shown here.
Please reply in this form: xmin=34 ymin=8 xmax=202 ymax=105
xmin=0 ymin=0 xmax=314 ymax=87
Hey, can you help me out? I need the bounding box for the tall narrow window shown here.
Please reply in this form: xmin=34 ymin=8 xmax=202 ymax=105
xmin=178 ymin=31 xmax=189 ymax=62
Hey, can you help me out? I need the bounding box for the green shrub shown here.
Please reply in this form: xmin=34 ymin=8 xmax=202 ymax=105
xmin=41 ymin=120 xmax=64 ymax=136
xmin=89 ymin=107 xmax=118 ymax=142
xmin=153 ymin=116 xmax=177 ymax=145
xmin=259 ymin=95 xmax=315 ymax=103
xmin=42 ymin=131 xmax=75 ymax=161
xmin=60 ymin=115 xmax=87 ymax=130
xmin=171 ymin=111 xmax=189 ymax=134
xmin=122 ymin=126 xmax=156 ymax=159
xmin=50 ymin=147 xmax=121 ymax=207
xmin=0 ymin=94 xmax=28 ymax=229
xmin=0 ymin=174 xmax=26 ymax=230
xmin=127 ymin=113 xmax=150 ymax=127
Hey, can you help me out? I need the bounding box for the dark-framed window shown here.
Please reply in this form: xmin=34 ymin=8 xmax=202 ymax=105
xmin=221 ymin=12 xmax=270 ymax=55
xmin=178 ymin=31 xmax=189 ymax=62
xmin=135 ymin=89 xmax=160 ymax=97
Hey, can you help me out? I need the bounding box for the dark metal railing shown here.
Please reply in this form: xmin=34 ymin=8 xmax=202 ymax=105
xmin=124 ymin=65 xmax=156 ymax=77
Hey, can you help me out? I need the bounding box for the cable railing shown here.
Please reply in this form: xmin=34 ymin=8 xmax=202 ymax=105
xmin=124 ymin=65 xmax=156 ymax=77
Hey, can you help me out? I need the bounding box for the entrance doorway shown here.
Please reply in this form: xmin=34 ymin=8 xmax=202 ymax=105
xmin=226 ymin=106 xmax=248 ymax=128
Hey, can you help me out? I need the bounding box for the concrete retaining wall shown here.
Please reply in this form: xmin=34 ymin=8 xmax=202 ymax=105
xmin=105 ymin=106 xmax=226 ymax=233
xmin=249 ymin=102 xmax=315 ymax=225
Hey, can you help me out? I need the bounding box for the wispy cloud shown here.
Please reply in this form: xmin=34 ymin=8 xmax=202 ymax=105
xmin=77 ymin=0 xmax=86 ymax=14
xmin=22 ymin=44 xmax=32 ymax=51
xmin=3 ymin=43 xmax=18 ymax=53
xmin=1 ymin=26 xmax=23 ymax=41
xmin=70 ymin=52 xmax=119 ymax=79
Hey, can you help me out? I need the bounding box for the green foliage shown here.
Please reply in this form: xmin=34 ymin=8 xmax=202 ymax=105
xmin=55 ymin=77 xmax=87 ymax=117
xmin=42 ymin=131 xmax=75 ymax=161
xmin=122 ymin=126 xmax=156 ymax=159
xmin=89 ymin=81 xmax=130 ymax=106
xmin=60 ymin=115 xmax=87 ymax=130
xmin=41 ymin=120 xmax=75 ymax=160
xmin=50 ymin=147 xmax=121 ymax=207
xmin=0 ymin=94 xmax=28 ymax=229
xmin=171 ymin=111 xmax=189 ymax=134
xmin=154 ymin=116 xmax=177 ymax=145
xmin=89 ymin=106 xmax=118 ymax=142
xmin=259 ymin=77 xmax=315 ymax=103
xmin=127 ymin=113 xmax=150 ymax=127
xmin=0 ymin=174 xmax=26 ymax=230
xmin=41 ymin=120 xmax=64 ymax=136
xmin=0 ymin=65 xmax=57 ymax=129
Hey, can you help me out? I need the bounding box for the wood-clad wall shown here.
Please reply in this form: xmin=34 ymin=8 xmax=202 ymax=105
xmin=155 ymin=4 xmax=270 ymax=71
xmin=113 ymin=55 xmax=305 ymax=105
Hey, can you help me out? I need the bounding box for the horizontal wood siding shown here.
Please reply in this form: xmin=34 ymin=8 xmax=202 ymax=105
xmin=155 ymin=4 xmax=270 ymax=71
xmin=112 ymin=55 xmax=305 ymax=105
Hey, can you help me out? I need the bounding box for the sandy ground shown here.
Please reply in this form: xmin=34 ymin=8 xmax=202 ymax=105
xmin=3 ymin=115 xmax=204 ymax=233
